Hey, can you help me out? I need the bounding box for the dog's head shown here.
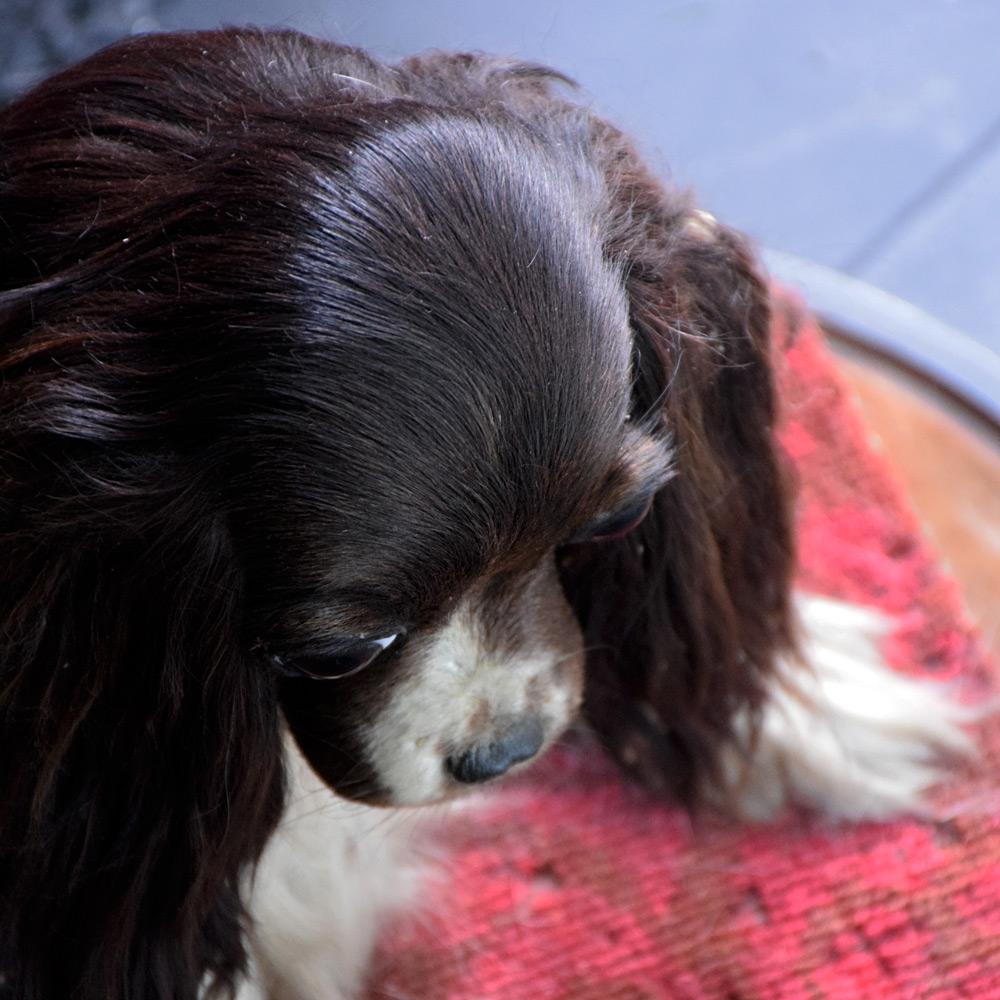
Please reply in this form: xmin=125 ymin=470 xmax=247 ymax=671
xmin=0 ymin=29 xmax=792 ymax=999
xmin=231 ymin=112 xmax=675 ymax=806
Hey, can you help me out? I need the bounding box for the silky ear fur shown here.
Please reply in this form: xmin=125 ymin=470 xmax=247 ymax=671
xmin=0 ymin=34 xmax=306 ymax=1000
xmin=561 ymin=125 xmax=797 ymax=806
xmin=0 ymin=494 xmax=287 ymax=999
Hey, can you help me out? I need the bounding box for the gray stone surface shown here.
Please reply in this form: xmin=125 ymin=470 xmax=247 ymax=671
xmin=858 ymin=135 xmax=1000 ymax=347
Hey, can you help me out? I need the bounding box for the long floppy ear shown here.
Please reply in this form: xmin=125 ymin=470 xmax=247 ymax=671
xmin=0 ymin=478 xmax=286 ymax=998
xmin=563 ymin=130 xmax=796 ymax=807
xmin=0 ymin=35 xmax=301 ymax=997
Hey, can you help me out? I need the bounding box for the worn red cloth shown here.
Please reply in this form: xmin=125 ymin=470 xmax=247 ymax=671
xmin=366 ymin=292 xmax=1000 ymax=999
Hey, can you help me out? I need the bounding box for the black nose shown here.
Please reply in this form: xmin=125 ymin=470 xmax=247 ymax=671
xmin=446 ymin=717 xmax=545 ymax=784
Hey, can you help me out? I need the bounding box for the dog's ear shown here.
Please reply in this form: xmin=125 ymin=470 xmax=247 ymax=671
xmin=0 ymin=475 xmax=286 ymax=998
xmin=562 ymin=134 xmax=796 ymax=806
xmin=0 ymin=34 xmax=306 ymax=1000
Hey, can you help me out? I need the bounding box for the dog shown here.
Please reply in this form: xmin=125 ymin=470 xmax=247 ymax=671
xmin=0 ymin=27 xmax=970 ymax=1000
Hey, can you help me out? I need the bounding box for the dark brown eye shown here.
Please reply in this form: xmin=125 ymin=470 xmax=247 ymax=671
xmin=271 ymin=632 xmax=403 ymax=680
xmin=568 ymin=495 xmax=653 ymax=545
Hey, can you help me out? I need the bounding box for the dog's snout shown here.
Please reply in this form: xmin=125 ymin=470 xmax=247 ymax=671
xmin=446 ymin=717 xmax=545 ymax=784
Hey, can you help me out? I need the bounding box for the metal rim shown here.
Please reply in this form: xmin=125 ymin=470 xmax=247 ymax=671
xmin=763 ymin=248 xmax=1000 ymax=436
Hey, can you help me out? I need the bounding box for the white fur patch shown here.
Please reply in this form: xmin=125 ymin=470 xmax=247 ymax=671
xmin=243 ymin=742 xmax=428 ymax=1000
xmin=718 ymin=593 xmax=974 ymax=821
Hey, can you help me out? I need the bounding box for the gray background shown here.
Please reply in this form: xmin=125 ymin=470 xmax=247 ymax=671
xmin=4 ymin=0 xmax=999 ymax=358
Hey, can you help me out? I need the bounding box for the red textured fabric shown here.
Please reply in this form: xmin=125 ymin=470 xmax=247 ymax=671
xmin=366 ymin=292 xmax=1000 ymax=999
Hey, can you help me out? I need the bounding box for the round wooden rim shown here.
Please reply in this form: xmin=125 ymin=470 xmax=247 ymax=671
xmin=763 ymin=248 xmax=1000 ymax=438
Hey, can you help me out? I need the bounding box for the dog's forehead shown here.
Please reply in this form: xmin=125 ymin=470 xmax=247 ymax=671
xmin=321 ymin=135 xmax=632 ymax=463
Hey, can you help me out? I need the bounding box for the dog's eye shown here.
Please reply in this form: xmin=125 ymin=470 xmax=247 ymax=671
xmin=567 ymin=495 xmax=652 ymax=545
xmin=270 ymin=633 xmax=403 ymax=680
